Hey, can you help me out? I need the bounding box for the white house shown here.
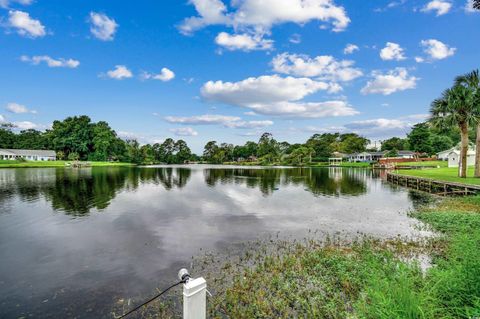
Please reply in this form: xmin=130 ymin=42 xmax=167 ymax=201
xmin=438 ymin=142 xmax=476 ymax=161
xmin=447 ymin=149 xmax=476 ymax=168
xmin=0 ymin=149 xmax=56 ymax=161
xmin=347 ymin=150 xmax=415 ymax=162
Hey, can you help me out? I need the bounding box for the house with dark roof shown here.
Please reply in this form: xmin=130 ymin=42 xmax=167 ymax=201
xmin=0 ymin=149 xmax=56 ymax=161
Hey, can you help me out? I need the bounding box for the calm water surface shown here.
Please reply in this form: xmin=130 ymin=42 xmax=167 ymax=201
xmin=0 ymin=165 xmax=429 ymax=318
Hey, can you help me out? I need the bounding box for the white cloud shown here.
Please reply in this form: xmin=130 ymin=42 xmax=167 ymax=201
xmin=105 ymin=65 xmax=133 ymax=80
xmin=361 ymin=68 xmax=418 ymax=95
xmin=0 ymin=114 xmax=6 ymax=122
xmin=414 ymin=56 xmax=425 ymax=63
xmin=169 ymin=127 xmax=199 ymax=136
xmin=5 ymin=102 xmax=36 ymax=114
xmin=271 ymin=53 xmax=363 ymax=82
xmin=165 ymin=114 xmax=273 ymax=129
xmin=20 ymin=55 xmax=80 ymax=68
xmin=289 ymin=33 xmax=301 ymax=44
xmin=89 ymin=12 xmax=118 ymax=41
xmin=215 ymin=32 xmax=273 ymax=51
xmin=179 ymin=0 xmax=351 ymax=35
xmin=165 ymin=114 xmax=241 ymax=125
xmin=380 ymin=42 xmax=406 ymax=61
xmin=421 ymin=0 xmax=452 ymax=16
xmin=7 ymin=10 xmax=45 ymax=38
xmin=343 ymin=43 xmax=359 ymax=54
xmin=342 ymin=114 xmax=427 ymax=138
xmin=0 ymin=0 xmax=32 ymax=9
xmin=201 ymin=75 xmax=357 ymax=118
xmin=12 ymin=121 xmax=38 ymax=130
xmin=420 ymin=39 xmax=456 ymax=60
xmin=142 ymin=68 xmax=175 ymax=82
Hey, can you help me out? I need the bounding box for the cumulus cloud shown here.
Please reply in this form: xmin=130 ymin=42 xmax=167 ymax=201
xmin=165 ymin=114 xmax=273 ymax=129
xmin=0 ymin=114 xmax=6 ymax=122
xmin=343 ymin=114 xmax=428 ymax=137
xmin=89 ymin=12 xmax=118 ymax=41
xmin=12 ymin=121 xmax=38 ymax=130
xmin=343 ymin=43 xmax=359 ymax=54
xmin=142 ymin=68 xmax=175 ymax=82
xmin=20 ymin=55 xmax=80 ymax=68
xmin=271 ymin=53 xmax=363 ymax=82
xmin=0 ymin=0 xmax=32 ymax=9
xmin=5 ymin=102 xmax=36 ymax=114
xmin=419 ymin=39 xmax=456 ymax=61
xmin=179 ymin=0 xmax=350 ymax=35
xmin=215 ymin=32 xmax=273 ymax=51
xmin=104 ymin=65 xmax=133 ymax=80
xmin=169 ymin=127 xmax=198 ymax=136
xmin=380 ymin=42 xmax=406 ymax=61
xmin=421 ymin=0 xmax=452 ymax=16
xmin=361 ymin=68 xmax=418 ymax=95
xmin=201 ymin=75 xmax=357 ymax=118
xmin=7 ymin=10 xmax=45 ymax=38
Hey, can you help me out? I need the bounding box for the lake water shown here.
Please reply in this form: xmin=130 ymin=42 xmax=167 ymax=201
xmin=0 ymin=165 xmax=429 ymax=318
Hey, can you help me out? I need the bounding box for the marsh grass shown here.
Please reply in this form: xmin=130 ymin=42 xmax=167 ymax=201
xmin=132 ymin=196 xmax=480 ymax=318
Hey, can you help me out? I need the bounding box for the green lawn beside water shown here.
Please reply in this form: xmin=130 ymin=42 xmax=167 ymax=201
xmin=0 ymin=160 xmax=134 ymax=168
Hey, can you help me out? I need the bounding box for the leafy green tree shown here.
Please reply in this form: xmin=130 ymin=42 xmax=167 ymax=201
xmin=68 ymin=152 xmax=80 ymax=161
xmin=56 ymin=151 xmax=65 ymax=160
xmin=384 ymin=149 xmax=399 ymax=158
xmin=49 ymin=115 xmax=94 ymax=160
xmin=125 ymin=139 xmax=143 ymax=164
xmin=0 ymin=123 xmax=16 ymax=148
xmin=140 ymin=144 xmax=155 ymax=164
xmin=381 ymin=137 xmax=408 ymax=151
xmin=407 ymin=123 xmax=433 ymax=155
xmin=257 ymin=133 xmax=279 ymax=161
xmin=13 ymin=129 xmax=47 ymax=149
xmin=455 ymin=69 xmax=480 ymax=177
xmin=306 ymin=133 xmax=338 ymax=159
xmin=338 ymin=133 xmax=369 ymax=153
xmin=91 ymin=121 xmax=118 ymax=161
xmin=174 ymin=140 xmax=192 ymax=163
xmin=286 ymin=146 xmax=314 ymax=165
xmin=203 ymin=141 xmax=219 ymax=163
xmin=431 ymin=85 xmax=477 ymax=178
xmin=430 ymin=134 xmax=454 ymax=154
xmin=161 ymin=138 xmax=176 ymax=164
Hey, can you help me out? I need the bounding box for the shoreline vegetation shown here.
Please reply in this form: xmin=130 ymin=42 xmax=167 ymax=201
xmin=0 ymin=160 xmax=134 ymax=168
xmin=136 ymin=194 xmax=480 ymax=319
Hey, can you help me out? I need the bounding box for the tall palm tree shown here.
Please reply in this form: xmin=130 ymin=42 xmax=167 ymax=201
xmin=431 ymin=85 xmax=476 ymax=178
xmin=455 ymin=69 xmax=480 ymax=177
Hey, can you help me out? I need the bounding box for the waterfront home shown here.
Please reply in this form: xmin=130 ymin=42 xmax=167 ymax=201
xmin=0 ymin=149 xmax=56 ymax=161
xmin=437 ymin=142 xmax=476 ymax=161
xmin=447 ymin=148 xmax=476 ymax=168
xmin=346 ymin=150 xmax=415 ymax=162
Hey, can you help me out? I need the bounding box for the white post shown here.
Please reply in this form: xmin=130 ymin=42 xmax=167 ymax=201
xmin=183 ymin=277 xmax=207 ymax=319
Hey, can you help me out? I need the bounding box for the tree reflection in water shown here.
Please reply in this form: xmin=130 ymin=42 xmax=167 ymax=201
xmin=0 ymin=166 xmax=370 ymax=216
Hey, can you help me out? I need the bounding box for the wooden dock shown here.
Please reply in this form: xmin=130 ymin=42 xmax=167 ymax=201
xmin=386 ymin=172 xmax=480 ymax=196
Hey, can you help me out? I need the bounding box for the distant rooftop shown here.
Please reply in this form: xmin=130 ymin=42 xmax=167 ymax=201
xmin=0 ymin=149 xmax=56 ymax=157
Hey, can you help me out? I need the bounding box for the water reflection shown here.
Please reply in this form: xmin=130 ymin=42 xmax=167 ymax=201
xmin=0 ymin=165 xmax=432 ymax=319
xmin=0 ymin=166 xmax=372 ymax=216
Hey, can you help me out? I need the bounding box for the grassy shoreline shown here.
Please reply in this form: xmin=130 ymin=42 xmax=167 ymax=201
xmin=396 ymin=166 xmax=480 ymax=185
xmin=135 ymin=195 xmax=480 ymax=318
xmin=0 ymin=160 xmax=135 ymax=168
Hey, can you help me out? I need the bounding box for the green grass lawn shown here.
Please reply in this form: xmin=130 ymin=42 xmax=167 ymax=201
xmin=397 ymin=166 xmax=480 ymax=185
xmin=0 ymin=160 xmax=134 ymax=168
xmin=396 ymin=160 xmax=448 ymax=168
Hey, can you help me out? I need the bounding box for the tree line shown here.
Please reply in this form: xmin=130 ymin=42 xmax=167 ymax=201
xmin=0 ymin=115 xmax=197 ymax=164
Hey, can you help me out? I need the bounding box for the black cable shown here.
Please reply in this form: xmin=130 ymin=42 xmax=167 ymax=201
xmin=115 ymin=280 xmax=185 ymax=319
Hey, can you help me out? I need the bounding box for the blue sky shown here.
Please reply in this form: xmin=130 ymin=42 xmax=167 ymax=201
xmin=0 ymin=0 xmax=478 ymax=152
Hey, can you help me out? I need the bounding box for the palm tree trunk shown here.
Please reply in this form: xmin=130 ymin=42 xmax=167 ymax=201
xmin=459 ymin=122 xmax=469 ymax=178
xmin=475 ymin=123 xmax=480 ymax=177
